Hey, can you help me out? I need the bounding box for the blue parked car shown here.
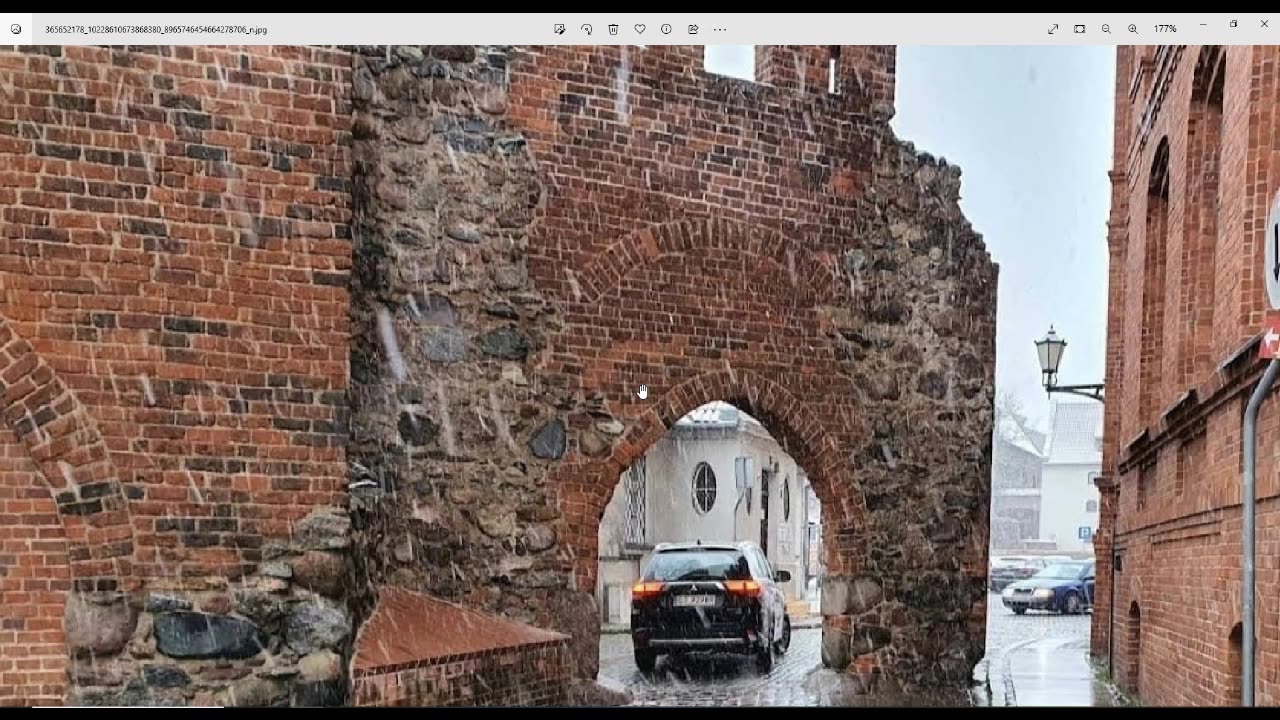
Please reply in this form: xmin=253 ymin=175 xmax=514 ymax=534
xmin=1000 ymin=561 xmax=1095 ymax=615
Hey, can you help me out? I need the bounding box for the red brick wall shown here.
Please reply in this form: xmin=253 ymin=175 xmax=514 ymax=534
xmin=0 ymin=44 xmax=352 ymax=703
xmin=1099 ymin=44 xmax=1280 ymax=706
xmin=351 ymin=642 xmax=570 ymax=707
xmin=0 ymin=423 xmax=69 ymax=706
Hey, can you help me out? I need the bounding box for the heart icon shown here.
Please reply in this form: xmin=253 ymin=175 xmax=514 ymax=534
xmin=634 ymin=24 xmax=646 ymax=34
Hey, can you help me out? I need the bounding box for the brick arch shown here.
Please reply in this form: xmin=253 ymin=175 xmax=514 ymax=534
xmin=575 ymin=217 xmax=847 ymax=307
xmin=602 ymin=367 xmax=860 ymax=530
xmin=0 ymin=317 xmax=134 ymax=593
xmin=558 ymin=367 xmax=866 ymax=596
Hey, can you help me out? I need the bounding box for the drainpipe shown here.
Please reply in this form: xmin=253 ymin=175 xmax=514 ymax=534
xmin=1241 ymin=357 xmax=1279 ymax=707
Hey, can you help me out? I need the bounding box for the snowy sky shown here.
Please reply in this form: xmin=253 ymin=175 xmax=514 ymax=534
xmin=706 ymin=46 xmax=1115 ymax=431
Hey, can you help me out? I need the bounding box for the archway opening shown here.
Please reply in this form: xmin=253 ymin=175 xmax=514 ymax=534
xmin=1125 ymin=601 xmax=1142 ymax=696
xmin=595 ymin=401 xmax=824 ymax=702
xmin=1225 ymin=622 xmax=1243 ymax=705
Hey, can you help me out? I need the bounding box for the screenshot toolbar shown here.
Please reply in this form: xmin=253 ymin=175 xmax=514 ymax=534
xmin=0 ymin=13 xmax=1274 ymax=45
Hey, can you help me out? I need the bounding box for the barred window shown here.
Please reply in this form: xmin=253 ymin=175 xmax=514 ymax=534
xmin=692 ymin=462 xmax=717 ymax=514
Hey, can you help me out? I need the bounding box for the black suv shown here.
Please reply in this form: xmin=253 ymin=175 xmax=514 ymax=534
xmin=630 ymin=541 xmax=792 ymax=674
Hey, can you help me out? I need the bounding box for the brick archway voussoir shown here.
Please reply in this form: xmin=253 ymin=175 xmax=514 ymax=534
xmin=579 ymin=218 xmax=846 ymax=306
xmin=0 ymin=317 xmax=134 ymax=591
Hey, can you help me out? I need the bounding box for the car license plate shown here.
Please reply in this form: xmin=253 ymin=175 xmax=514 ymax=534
xmin=673 ymin=595 xmax=717 ymax=608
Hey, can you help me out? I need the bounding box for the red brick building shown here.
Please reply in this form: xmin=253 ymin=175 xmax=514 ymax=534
xmin=1095 ymin=45 xmax=1280 ymax=705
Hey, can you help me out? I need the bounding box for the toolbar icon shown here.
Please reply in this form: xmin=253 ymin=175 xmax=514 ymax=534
xmin=581 ymin=24 xmax=593 ymax=35
xmin=609 ymin=24 xmax=618 ymax=35
xmin=553 ymin=23 xmax=565 ymax=35
xmin=634 ymin=23 xmax=646 ymax=34
xmin=661 ymin=24 xmax=672 ymax=34
xmin=1073 ymin=24 xmax=1085 ymax=34
xmin=688 ymin=24 xmax=699 ymax=34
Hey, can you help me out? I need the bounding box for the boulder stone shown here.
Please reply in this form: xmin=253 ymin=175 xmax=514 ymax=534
xmin=398 ymin=411 xmax=437 ymax=445
xmin=579 ymin=429 xmax=611 ymax=458
xmin=477 ymin=327 xmax=529 ymax=360
xmin=65 ymin=592 xmax=138 ymax=657
xmin=917 ymin=370 xmax=948 ymax=400
xmin=821 ymin=576 xmax=884 ymax=615
xmin=70 ymin=657 xmax=128 ymax=686
xmin=220 ymin=676 xmax=289 ymax=707
xmin=143 ymin=664 xmax=191 ymax=688
xmin=259 ymin=562 xmax=292 ymax=579
xmin=298 ymin=650 xmax=343 ymax=682
xmin=418 ymin=292 xmax=460 ymax=326
xmin=231 ymin=588 xmax=288 ymax=632
xmin=291 ymin=551 xmax=348 ymax=597
xmin=850 ymin=625 xmax=893 ymax=656
xmin=821 ymin=622 xmax=852 ymax=670
xmin=145 ymin=593 xmax=193 ymax=613
xmin=475 ymin=506 xmax=515 ymax=538
xmin=154 ymin=611 xmax=264 ymax=659
xmin=491 ymin=264 xmax=526 ymax=290
xmin=523 ymin=524 xmax=557 ymax=552
xmin=528 ymin=419 xmax=566 ymax=459
xmin=446 ymin=221 xmax=482 ymax=243
xmin=421 ymin=326 xmax=467 ymax=363
xmin=295 ymin=508 xmax=351 ymax=551
xmin=596 ymin=419 xmax=625 ymax=436
xmin=285 ymin=597 xmax=352 ymax=655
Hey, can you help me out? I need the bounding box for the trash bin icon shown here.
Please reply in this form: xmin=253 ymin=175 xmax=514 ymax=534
xmin=609 ymin=24 xmax=619 ymax=35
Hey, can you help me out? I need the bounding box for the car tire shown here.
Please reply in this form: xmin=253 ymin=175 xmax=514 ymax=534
xmin=775 ymin=616 xmax=792 ymax=656
xmin=755 ymin=644 xmax=774 ymax=673
xmin=1012 ymin=607 xmax=1027 ymax=615
xmin=634 ymin=649 xmax=657 ymax=674
xmin=1062 ymin=592 xmax=1083 ymax=615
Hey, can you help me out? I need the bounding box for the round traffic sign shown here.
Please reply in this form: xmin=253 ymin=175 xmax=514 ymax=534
xmin=1267 ymin=190 xmax=1280 ymax=310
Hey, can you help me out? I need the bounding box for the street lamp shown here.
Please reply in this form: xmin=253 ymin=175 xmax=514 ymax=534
xmin=1035 ymin=326 xmax=1104 ymax=403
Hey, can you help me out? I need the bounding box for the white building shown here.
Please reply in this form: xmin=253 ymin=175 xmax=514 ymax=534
xmin=1038 ymin=401 xmax=1103 ymax=556
xmin=990 ymin=411 xmax=1046 ymax=552
xmin=596 ymin=402 xmax=816 ymax=625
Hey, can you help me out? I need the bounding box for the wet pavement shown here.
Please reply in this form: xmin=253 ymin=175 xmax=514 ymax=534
xmin=597 ymin=593 xmax=1129 ymax=706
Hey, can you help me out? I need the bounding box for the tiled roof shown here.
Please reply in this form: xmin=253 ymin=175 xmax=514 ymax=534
xmin=352 ymin=587 xmax=568 ymax=673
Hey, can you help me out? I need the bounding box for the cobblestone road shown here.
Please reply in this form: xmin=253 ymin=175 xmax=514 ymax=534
xmin=598 ymin=594 xmax=1094 ymax=706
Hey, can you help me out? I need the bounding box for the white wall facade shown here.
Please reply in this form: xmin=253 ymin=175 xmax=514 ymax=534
xmin=1038 ymin=463 xmax=1100 ymax=555
xmin=596 ymin=411 xmax=815 ymax=624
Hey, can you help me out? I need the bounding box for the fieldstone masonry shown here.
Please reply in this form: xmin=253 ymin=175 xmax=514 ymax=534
xmin=0 ymin=43 xmax=996 ymax=705
xmin=348 ymin=43 xmax=997 ymax=698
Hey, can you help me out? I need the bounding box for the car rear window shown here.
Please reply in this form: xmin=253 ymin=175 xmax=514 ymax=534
xmin=643 ymin=550 xmax=751 ymax=581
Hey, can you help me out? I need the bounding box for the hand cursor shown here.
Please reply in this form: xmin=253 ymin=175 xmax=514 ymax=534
xmin=637 ymin=385 xmax=648 ymax=400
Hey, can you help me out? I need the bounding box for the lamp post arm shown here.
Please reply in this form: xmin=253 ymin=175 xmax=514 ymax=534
xmin=1046 ymin=384 xmax=1105 ymax=403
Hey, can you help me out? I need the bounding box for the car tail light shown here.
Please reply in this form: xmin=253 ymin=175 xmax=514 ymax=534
xmin=631 ymin=581 xmax=665 ymax=599
xmin=723 ymin=580 xmax=762 ymax=597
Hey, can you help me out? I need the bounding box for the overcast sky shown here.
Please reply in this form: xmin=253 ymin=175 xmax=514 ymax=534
xmin=707 ymin=46 xmax=1115 ymax=430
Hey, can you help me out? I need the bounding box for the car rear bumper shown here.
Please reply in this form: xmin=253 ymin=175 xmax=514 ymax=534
xmin=646 ymin=637 xmax=752 ymax=651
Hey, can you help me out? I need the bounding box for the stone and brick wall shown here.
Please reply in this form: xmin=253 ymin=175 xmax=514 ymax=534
xmin=1097 ymin=44 xmax=1280 ymax=706
xmin=3 ymin=41 xmax=997 ymax=705
xmin=348 ymin=43 xmax=997 ymax=696
xmin=0 ymin=44 xmax=354 ymax=706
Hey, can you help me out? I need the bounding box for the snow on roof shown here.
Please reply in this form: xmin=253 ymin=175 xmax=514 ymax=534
xmin=675 ymin=401 xmax=761 ymax=429
xmin=998 ymin=414 xmax=1045 ymax=458
xmin=1044 ymin=401 xmax=1103 ymax=465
